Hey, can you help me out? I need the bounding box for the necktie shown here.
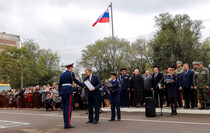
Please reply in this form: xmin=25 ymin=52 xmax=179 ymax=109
xmin=87 ymin=76 xmax=90 ymax=81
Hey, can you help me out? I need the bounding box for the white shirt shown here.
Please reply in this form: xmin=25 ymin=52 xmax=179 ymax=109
xmin=112 ymin=79 xmax=116 ymax=82
xmin=89 ymin=74 xmax=92 ymax=82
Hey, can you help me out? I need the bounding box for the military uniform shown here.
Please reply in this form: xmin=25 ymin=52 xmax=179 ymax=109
xmin=175 ymin=67 xmax=184 ymax=75
xmin=59 ymin=63 xmax=84 ymax=128
xmin=119 ymin=73 xmax=130 ymax=107
xmin=109 ymin=79 xmax=121 ymax=121
xmin=191 ymin=61 xmax=199 ymax=107
xmin=194 ymin=66 xmax=209 ymax=109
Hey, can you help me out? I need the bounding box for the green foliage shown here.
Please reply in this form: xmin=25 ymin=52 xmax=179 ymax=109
xmin=198 ymin=37 xmax=210 ymax=66
xmin=149 ymin=12 xmax=204 ymax=69
xmin=80 ymin=37 xmax=150 ymax=79
xmin=0 ymin=39 xmax=62 ymax=89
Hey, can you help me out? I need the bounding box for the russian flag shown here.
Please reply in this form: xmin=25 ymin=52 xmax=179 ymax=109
xmin=92 ymin=8 xmax=109 ymax=27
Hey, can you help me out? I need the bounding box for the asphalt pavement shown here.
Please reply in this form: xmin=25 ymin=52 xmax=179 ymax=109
xmin=0 ymin=108 xmax=210 ymax=133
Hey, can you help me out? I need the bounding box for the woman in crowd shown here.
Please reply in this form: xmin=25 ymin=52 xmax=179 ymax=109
xmin=165 ymin=67 xmax=178 ymax=115
xmin=28 ymin=89 xmax=33 ymax=108
xmin=131 ymin=69 xmax=144 ymax=107
xmin=103 ymin=81 xmax=110 ymax=107
xmin=73 ymin=84 xmax=81 ymax=110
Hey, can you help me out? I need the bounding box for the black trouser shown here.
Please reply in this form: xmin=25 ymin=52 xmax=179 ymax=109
xmin=192 ymin=89 xmax=198 ymax=107
xmin=121 ymin=89 xmax=129 ymax=107
xmin=170 ymin=98 xmax=177 ymax=113
xmin=177 ymin=89 xmax=183 ymax=107
xmin=154 ymin=88 xmax=163 ymax=107
xmin=129 ymin=90 xmax=134 ymax=106
xmin=145 ymin=89 xmax=153 ymax=97
xmin=183 ymin=87 xmax=194 ymax=108
xmin=88 ymin=92 xmax=101 ymax=122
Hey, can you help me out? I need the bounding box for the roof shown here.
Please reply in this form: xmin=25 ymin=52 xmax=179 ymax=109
xmin=0 ymin=32 xmax=20 ymax=42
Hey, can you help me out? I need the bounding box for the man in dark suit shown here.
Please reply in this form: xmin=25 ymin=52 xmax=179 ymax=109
xmin=58 ymin=63 xmax=84 ymax=129
xmin=179 ymin=63 xmax=194 ymax=109
xmin=84 ymin=68 xmax=101 ymax=124
xmin=151 ymin=66 xmax=164 ymax=107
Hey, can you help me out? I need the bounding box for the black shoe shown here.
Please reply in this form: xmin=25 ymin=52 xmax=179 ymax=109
xmin=93 ymin=120 xmax=98 ymax=124
xmin=109 ymin=119 xmax=115 ymax=121
xmin=199 ymin=104 xmax=205 ymax=110
xmin=86 ymin=120 xmax=93 ymax=123
xmin=117 ymin=118 xmax=121 ymax=121
xmin=205 ymin=104 xmax=209 ymax=110
xmin=184 ymin=106 xmax=190 ymax=109
xmin=65 ymin=125 xmax=75 ymax=129
xmin=191 ymin=106 xmax=194 ymax=109
xmin=173 ymin=112 xmax=177 ymax=115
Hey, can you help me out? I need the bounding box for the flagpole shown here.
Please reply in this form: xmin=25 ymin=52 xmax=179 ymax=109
xmin=109 ymin=2 xmax=116 ymax=72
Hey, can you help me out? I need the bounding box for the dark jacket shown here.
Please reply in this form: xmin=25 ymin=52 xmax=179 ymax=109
xmin=143 ymin=75 xmax=152 ymax=91
xmin=59 ymin=70 xmax=83 ymax=95
xmin=131 ymin=75 xmax=144 ymax=102
xmin=165 ymin=74 xmax=177 ymax=98
xmin=151 ymin=72 xmax=164 ymax=89
xmin=83 ymin=74 xmax=101 ymax=94
xmin=179 ymin=70 xmax=194 ymax=88
xmin=109 ymin=79 xmax=121 ymax=95
xmin=119 ymin=74 xmax=130 ymax=90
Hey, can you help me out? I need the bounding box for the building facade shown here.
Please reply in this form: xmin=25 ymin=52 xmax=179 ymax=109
xmin=0 ymin=32 xmax=20 ymax=51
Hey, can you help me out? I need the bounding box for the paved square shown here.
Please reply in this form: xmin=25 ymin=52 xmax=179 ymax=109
xmin=0 ymin=108 xmax=210 ymax=133
xmin=0 ymin=120 xmax=29 ymax=129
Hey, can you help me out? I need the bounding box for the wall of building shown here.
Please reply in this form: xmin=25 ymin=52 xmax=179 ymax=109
xmin=0 ymin=32 xmax=20 ymax=51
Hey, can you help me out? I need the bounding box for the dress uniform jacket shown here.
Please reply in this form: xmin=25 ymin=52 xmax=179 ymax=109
xmin=58 ymin=70 xmax=83 ymax=128
xmin=119 ymin=74 xmax=130 ymax=107
xmin=109 ymin=79 xmax=121 ymax=120
xmin=59 ymin=70 xmax=83 ymax=95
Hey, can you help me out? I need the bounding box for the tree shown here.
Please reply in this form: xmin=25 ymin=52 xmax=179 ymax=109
xmin=0 ymin=46 xmax=23 ymax=88
xmin=128 ymin=38 xmax=151 ymax=73
xmin=198 ymin=37 xmax=210 ymax=66
xmin=149 ymin=12 xmax=203 ymax=69
xmin=0 ymin=39 xmax=62 ymax=89
xmin=80 ymin=37 xmax=130 ymax=79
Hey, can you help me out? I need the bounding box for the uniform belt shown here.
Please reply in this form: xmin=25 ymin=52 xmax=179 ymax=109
xmin=62 ymin=83 xmax=72 ymax=86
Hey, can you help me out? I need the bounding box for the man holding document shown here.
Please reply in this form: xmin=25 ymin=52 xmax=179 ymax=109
xmin=84 ymin=68 xmax=101 ymax=124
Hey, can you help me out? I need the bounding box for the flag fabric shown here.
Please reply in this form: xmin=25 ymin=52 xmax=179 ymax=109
xmin=92 ymin=8 xmax=109 ymax=27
